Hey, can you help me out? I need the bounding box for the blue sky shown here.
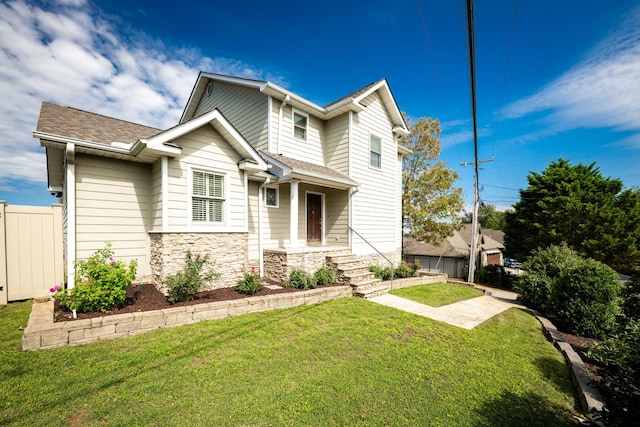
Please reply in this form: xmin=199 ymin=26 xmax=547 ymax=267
xmin=1 ymin=0 xmax=639 ymax=211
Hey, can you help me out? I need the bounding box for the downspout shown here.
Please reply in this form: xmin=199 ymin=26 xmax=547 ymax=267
xmin=65 ymin=143 xmax=76 ymax=291
xmin=243 ymin=171 xmax=249 ymax=231
xmin=258 ymin=177 xmax=271 ymax=278
xmin=276 ymin=95 xmax=290 ymax=154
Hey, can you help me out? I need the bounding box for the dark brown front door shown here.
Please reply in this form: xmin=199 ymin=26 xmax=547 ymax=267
xmin=307 ymin=193 xmax=322 ymax=244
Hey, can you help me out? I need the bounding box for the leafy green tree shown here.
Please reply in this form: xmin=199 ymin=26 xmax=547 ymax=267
xmin=505 ymin=158 xmax=640 ymax=273
xmin=463 ymin=203 xmax=508 ymax=230
xmin=401 ymin=116 xmax=464 ymax=243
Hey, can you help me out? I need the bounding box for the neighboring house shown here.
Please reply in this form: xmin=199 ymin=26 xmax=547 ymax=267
xmin=403 ymin=234 xmax=469 ymax=279
xmin=403 ymin=225 xmax=505 ymax=279
xmin=34 ymin=72 xmax=410 ymax=290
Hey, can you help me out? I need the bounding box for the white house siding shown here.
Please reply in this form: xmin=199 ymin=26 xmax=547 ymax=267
xmin=349 ymin=92 xmax=400 ymax=264
xmin=274 ymin=103 xmax=325 ymax=166
xmin=245 ymin=180 xmax=290 ymax=265
xmin=74 ymin=154 xmax=152 ymax=275
xmin=325 ymin=114 xmax=350 ymax=175
xmin=323 ymin=187 xmax=349 ymax=245
xmin=166 ymin=126 xmax=247 ymax=230
xmin=194 ymin=80 xmax=269 ymax=150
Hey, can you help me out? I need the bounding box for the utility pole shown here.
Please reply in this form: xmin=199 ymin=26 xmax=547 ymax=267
xmin=461 ymin=157 xmax=494 ymax=283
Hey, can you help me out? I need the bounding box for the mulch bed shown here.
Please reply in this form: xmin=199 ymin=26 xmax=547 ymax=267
xmin=54 ymin=281 xmax=339 ymax=322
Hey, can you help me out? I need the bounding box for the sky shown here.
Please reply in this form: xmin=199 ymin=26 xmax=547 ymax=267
xmin=1 ymin=0 xmax=639 ymax=212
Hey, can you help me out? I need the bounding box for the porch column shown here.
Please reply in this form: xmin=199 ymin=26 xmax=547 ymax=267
xmin=289 ymin=179 xmax=299 ymax=248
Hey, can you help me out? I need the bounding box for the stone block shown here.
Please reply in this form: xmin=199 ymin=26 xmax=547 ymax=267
xmin=62 ymin=319 xmax=92 ymax=331
xmin=99 ymin=332 xmax=129 ymax=341
xmin=22 ymin=333 xmax=41 ymax=351
xmin=116 ymin=320 xmax=141 ymax=333
xmin=40 ymin=330 xmax=69 ymax=348
xmin=164 ymin=312 xmax=194 ymax=325
xmin=68 ymin=329 xmax=85 ymax=343
xmin=246 ymin=297 xmax=268 ymax=313
xmin=101 ymin=313 xmax=135 ymax=326
xmin=139 ymin=312 xmax=165 ymax=330
xmin=228 ymin=299 xmax=249 ymax=316
xmin=83 ymin=324 xmax=116 ymax=340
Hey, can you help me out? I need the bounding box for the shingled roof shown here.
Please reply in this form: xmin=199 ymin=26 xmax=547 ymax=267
xmin=261 ymin=152 xmax=358 ymax=188
xmin=36 ymin=102 xmax=162 ymax=145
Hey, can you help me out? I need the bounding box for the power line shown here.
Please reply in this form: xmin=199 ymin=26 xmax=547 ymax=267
xmin=491 ymin=0 xmax=520 ymax=158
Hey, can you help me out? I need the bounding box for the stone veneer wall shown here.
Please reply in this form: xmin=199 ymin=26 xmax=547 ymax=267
xmin=356 ymin=251 xmax=400 ymax=269
xmin=264 ymin=248 xmax=352 ymax=282
xmin=150 ymin=232 xmax=248 ymax=293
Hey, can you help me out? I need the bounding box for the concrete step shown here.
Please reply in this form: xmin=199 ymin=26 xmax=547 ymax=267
xmin=337 ymin=264 xmax=373 ymax=276
xmin=353 ymin=282 xmax=390 ymax=299
xmin=351 ymin=278 xmax=383 ymax=292
xmin=343 ymin=270 xmax=376 ymax=284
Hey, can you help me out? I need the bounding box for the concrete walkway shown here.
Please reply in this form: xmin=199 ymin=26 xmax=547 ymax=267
xmin=369 ymin=286 xmax=525 ymax=330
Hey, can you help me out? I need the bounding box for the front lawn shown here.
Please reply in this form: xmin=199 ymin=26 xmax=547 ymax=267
xmin=391 ymin=282 xmax=485 ymax=306
xmin=0 ymin=297 xmax=578 ymax=426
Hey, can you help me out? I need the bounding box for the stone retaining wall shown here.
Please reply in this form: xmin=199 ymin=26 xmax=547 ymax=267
xmin=264 ymin=248 xmax=351 ymax=282
xmin=150 ymin=232 xmax=248 ymax=293
xmin=385 ymin=273 xmax=449 ymax=290
xmin=22 ymin=286 xmax=352 ymax=351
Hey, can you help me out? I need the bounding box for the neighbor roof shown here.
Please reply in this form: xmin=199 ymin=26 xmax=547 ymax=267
xmin=403 ymin=234 xmax=469 ymax=258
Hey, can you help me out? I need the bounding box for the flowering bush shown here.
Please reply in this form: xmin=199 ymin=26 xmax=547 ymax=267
xmin=54 ymin=243 xmax=137 ymax=313
xmin=165 ymin=250 xmax=220 ymax=303
xmin=236 ymin=266 xmax=262 ymax=295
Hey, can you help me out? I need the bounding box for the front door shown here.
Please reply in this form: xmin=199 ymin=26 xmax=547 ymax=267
xmin=307 ymin=193 xmax=322 ymax=244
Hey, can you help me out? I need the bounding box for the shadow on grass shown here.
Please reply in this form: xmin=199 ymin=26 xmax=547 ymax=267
xmin=474 ymin=390 xmax=577 ymax=427
xmin=533 ymin=356 xmax=576 ymax=396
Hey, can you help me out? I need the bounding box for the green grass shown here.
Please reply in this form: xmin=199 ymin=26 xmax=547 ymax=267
xmin=0 ymin=297 xmax=579 ymax=426
xmin=391 ymin=282 xmax=485 ymax=307
xmin=0 ymin=300 xmax=32 ymax=351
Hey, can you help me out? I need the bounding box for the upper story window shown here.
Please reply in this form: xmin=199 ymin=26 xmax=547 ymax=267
xmin=265 ymin=186 xmax=279 ymax=208
xmin=192 ymin=169 xmax=225 ymax=223
xmin=370 ymin=135 xmax=382 ymax=169
xmin=293 ymin=110 xmax=308 ymax=140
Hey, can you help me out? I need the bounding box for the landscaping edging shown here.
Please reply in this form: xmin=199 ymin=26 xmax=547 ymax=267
xmin=534 ymin=313 xmax=605 ymax=423
xmin=22 ymin=286 xmax=352 ymax=351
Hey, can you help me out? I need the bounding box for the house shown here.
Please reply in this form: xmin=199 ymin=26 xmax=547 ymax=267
xmin=403 ymin=233 xmax=469 ymax=279
xmin=34 ymin=72 xmax=410 ymax=291
xmin=403 ymin=225 xmax=505 ymax=279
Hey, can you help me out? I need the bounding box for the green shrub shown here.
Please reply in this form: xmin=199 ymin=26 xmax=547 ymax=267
xmin=621 ymin=274 xmax=640 ymax=321
xmin=548 ymin=257 xmax=620 ymax=339
xmin=370 ymin=265 xmax=393 ymax=281
xmin=587 ymin=320 xmax=640 ymax=426
xmin=517 ymin=243 xmax=621 ymax=339
xmin=165 ymin=250 xmax=220 ymax=303
xmin=236 ymin=267 xmax=262 ymax=295
xmin=516 ymin=243 xmax=582 ymax=312
xmin=285 ymin=269 xmax=317 ymax=290
xmin=394 ymin=262 xmax=413 ymax=278
xmin=314 ymin=266 xmax=336 ymax=286
xmin=54 ymin=242 xmax=137 ymax=312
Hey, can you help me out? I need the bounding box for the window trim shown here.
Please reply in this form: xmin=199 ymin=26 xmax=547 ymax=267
xmin=369 ymin=134 xmax=382 ymax=169
xmin=292 ymin=109 xmax=308 ymax=141
xmin=264 ymin=185 xmax=279 ymax=208
xmin=187 ymin=165 xmax=229 ymax=228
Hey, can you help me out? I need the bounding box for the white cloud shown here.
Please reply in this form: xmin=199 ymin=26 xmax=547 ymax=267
xmin=0 ymin=0 xmax=272 ymax=189
xmin=503 ymin=5 xmax=640 ymax=134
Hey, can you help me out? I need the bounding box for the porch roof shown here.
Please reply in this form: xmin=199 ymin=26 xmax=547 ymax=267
xmin=261 ymin=152 xmax=359 ymax=190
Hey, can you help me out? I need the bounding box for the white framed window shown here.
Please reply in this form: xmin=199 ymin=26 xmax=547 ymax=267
xmin=370 ymin=135 xmax=382 ymax=169
xmin=293 ymin=110 xmax=308 ymax=140
xmin=190 ymin=168 xmax=226 ymax=223
xmin=265 ymin=186 xmax=279 ymax=208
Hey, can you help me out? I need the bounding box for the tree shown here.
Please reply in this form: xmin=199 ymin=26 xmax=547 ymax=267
xmin=401 ymin=116 xmax=464 ymax=243
xmin=505 ymin=158 xmax=640 ymax=274
xmin=463 ymin=203 xmax=508 ymax=230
